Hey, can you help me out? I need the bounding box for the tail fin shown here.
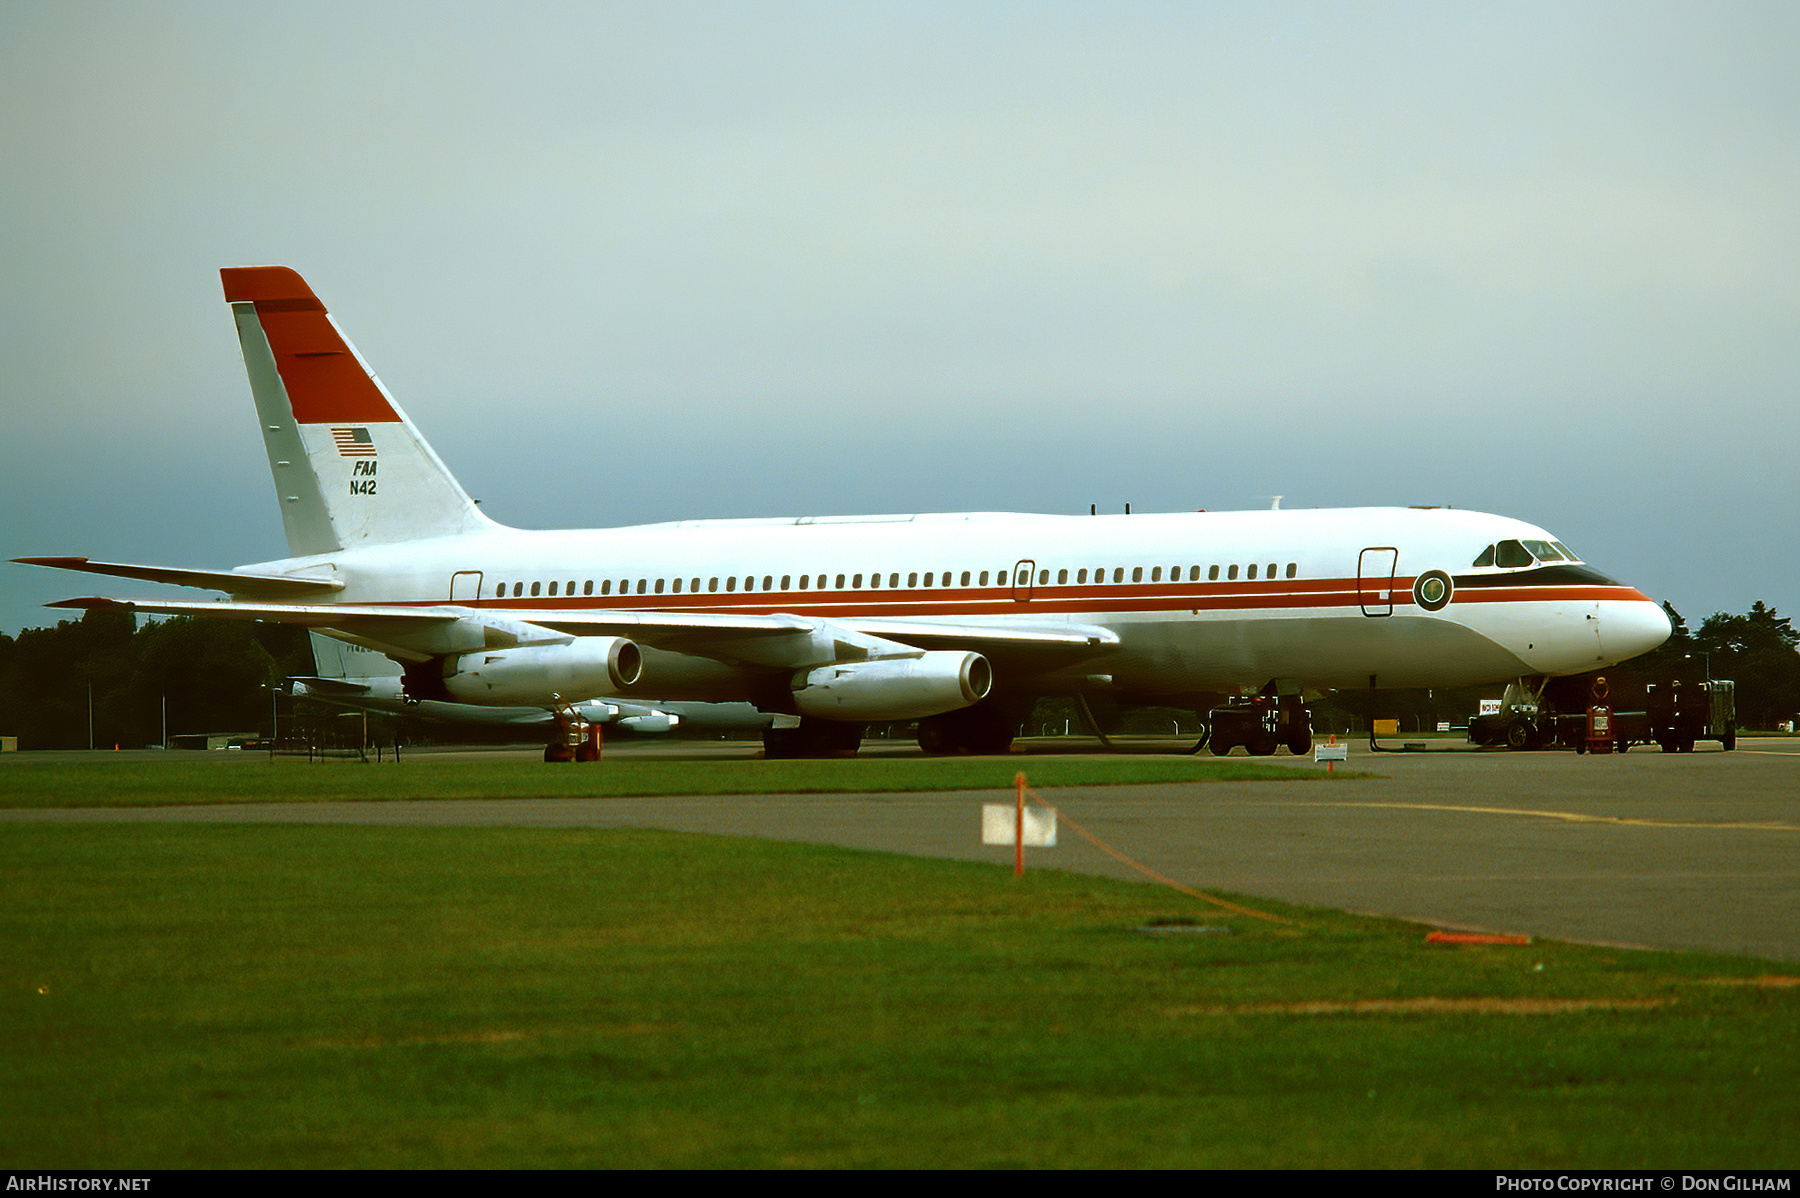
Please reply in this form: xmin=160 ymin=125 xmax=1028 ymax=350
xmin=221 ymin=266 xmax=496 ymax=556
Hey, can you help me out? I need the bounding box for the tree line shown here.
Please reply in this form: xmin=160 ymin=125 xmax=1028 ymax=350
xmin=0 ymin=610 xmax=312 ymax=750
xmin=2 ymin=600 xmax=1797 ymax=750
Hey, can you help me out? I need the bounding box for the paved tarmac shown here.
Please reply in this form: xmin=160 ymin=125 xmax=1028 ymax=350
xmin=7 ymin=737 xmax=1798 ymax=962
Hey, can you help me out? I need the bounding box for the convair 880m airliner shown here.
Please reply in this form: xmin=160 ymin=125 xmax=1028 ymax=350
xmin=18 ymin=266 xmax=1671 ymax=758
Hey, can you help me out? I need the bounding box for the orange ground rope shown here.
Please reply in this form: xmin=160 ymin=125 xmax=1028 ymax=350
xmin=1020 ymin=783 xmax=1300 ymax=927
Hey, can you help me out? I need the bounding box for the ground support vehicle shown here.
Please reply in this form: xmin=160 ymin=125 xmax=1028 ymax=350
xmin=1208 ymin=689 xmax=1312 ymax=757
xmin=1648 ymin=679 xmax=1736 ymax=752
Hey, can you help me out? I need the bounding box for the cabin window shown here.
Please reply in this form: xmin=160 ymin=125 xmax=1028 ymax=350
xmin=530 ymin=581 xmax=541 ymax=597
xmin=979 ymin=571 xmax=989 ymax=586
xmin=1036 ymin=570 xmax=1046 ymax=585
xmin=890 ymin=573 xmax=900 ymax=588
xmin=1248 ymin=564 xmax=1258 ymax=580
xmin=725 ymin=576 xmax=736 ymax=592
xmin=493 ymin=581 xmax=505 ymax=597
xmin=764 ymin=576 xmax=774 ymax=590
xmin=907 ymin=572 xmax=918 ymax=587
xmin=961 ymin=571 xmax=971 ymax=586
xmin=744 ymin=577 xmax=754 ymax=591
xmin=869 ymin=573 xmax=881 ymax=589
xmin=1286 ymin=563 xmax=1297 ymax=579
xmin=851 ymin=573 xmax=862 ymax=588
xmin=1266 ymin=563 xmax=1276 ymax=579
xmin=799 ymin=575 xmax=809 ymax=590
xmin=552 ymin=581 xmax=562 ymax=596
xmin=636 ymin=580 xmax=647 ymax=594
xmin=1077 ymin=569 xmax=1088 ymax=584
xmin=833 ymin=574 xmax=843 ymax=589
xmin=566 ymin=580 xmax=575 ymax=594
xmin=1208 ymin=565 xmax=1219 ymax=581
xmin=654 ymin=579 xmax=665 ymax=594
xmin=1057 ymin=568 xmax=1068 ymax=584
xmin=707 ymin=577 xmax=718 ymax=592
xmin=584 ymin=580 xmax=593 ymax=596
xmin=1151 ymin=567 xmax=1162 ymax=582
xmin=1112 ymin=568 xmax=1123 ymax=583
xmin=781 ymin=575 xmax=791 ymax=590
xmin=672 ymin=578 xmax=683 ymax=593
xmin=1190 ymin=566 xmax=1201 ymax=581
xmin=1131 ymin=567 xmax=1143 ymax=583
xmin=1228 ymin=565 xmax=1238 ymax=581
xmin=601 ymin=580 xmax=611 ymax=596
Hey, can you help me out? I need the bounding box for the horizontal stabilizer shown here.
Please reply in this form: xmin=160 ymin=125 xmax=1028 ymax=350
xmin=15 ymin=557 xmax=343 ymax=598
xmin=284 ymin=676 xmax=371 ymax=697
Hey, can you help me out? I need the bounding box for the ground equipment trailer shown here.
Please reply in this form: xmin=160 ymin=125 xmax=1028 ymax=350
xmin=1647 ymin=678 xmax=1736 ymax=752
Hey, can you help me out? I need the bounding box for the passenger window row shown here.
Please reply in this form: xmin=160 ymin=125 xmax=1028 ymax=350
xmin=487 ymin=562 xmax=1301 ymax=600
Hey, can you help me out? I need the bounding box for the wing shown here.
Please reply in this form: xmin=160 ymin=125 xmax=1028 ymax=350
xmin=51 ymin=596 xmax=1117 ymax=674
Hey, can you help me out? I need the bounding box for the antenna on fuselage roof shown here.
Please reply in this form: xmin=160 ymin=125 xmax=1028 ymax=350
xmin=1270 ymin=496 xmax=1283 ymax=510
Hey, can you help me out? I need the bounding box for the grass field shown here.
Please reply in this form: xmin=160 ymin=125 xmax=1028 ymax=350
xmin=4 ymin=814 xmax=1796 ymax=1168
xmin=0 ymin=751 xmax=1321 ymax=808
xmin=2 ymin=753 xmax=1792 ymax=1168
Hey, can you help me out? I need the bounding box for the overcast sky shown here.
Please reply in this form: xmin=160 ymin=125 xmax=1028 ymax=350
xmin=3 ymin=0 xmax=1796 ymax=638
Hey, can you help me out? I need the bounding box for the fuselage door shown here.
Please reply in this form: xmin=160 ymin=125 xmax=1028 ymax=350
xmin=450 ymin=570 xmax=484 ymax=603
xmin=1357 ymin=548 xmax=1397 ymax=617
xmin=1012 ymin=559 xmax=1036 ymax=603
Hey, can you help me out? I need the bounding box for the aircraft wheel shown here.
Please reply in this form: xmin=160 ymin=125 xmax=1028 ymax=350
xmin=767 ymin=720 xmax=863 ymax=758
xmin=1248 ymin=732 xmax=1278 ymax=757
xmin=915 ymin=718 xmax=953 ymax=755
xmin=544 ymin=742 xmax=573 ymax=763
xmin=1209 ymin=736 xmax=1234 ymax=757
xmin=1287 ymin=732 xmax=1311 ymax=757
xmin=1723 ymin=731 xmax=1737 ymax=751
xmin=1505 ymin=719 xmax=1532 ymax=751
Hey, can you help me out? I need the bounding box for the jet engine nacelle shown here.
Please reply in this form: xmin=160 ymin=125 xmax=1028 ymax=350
xmin=443 ymin=637 xmax=642 ymax=707
xmin=792 ymin=651 xmax=992 ymax=721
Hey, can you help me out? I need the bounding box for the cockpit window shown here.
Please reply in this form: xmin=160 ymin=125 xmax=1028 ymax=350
xmin=1551 ymin=541 xmax=1579 ymax=562
xmin=1472 ymin=544 xmax=1496 ymax=568
xmin=1494 ymin=540 xmax=1534 ymax=568
xmin=1522 ymin=540 xmax=1565 ymax=562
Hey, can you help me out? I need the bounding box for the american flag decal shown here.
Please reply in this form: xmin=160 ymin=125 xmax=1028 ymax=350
xmin=331 ymin=427 xmax=376 ymax=457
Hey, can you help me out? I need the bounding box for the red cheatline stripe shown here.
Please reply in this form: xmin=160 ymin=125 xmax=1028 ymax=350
xmin=371 ymin=579 xmax=1652 ymax=618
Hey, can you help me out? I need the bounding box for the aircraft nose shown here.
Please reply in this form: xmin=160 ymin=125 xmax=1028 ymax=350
xmin=1599 ymin=600 xmax=1671 ymax=665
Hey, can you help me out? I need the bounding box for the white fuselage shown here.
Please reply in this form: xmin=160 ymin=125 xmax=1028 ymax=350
xmin=242 ymin=505 xmax=1671 ymax=701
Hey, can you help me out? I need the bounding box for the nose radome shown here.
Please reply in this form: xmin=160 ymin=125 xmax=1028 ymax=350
xmin=1600 ymin=601 xmax=1671 ymax=665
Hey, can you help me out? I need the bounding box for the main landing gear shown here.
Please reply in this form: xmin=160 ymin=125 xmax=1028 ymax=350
xmin=917 ymin=697 xmax=1033 ymax=756
xmin=763 ymin=718 xmax=864 ymax=759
